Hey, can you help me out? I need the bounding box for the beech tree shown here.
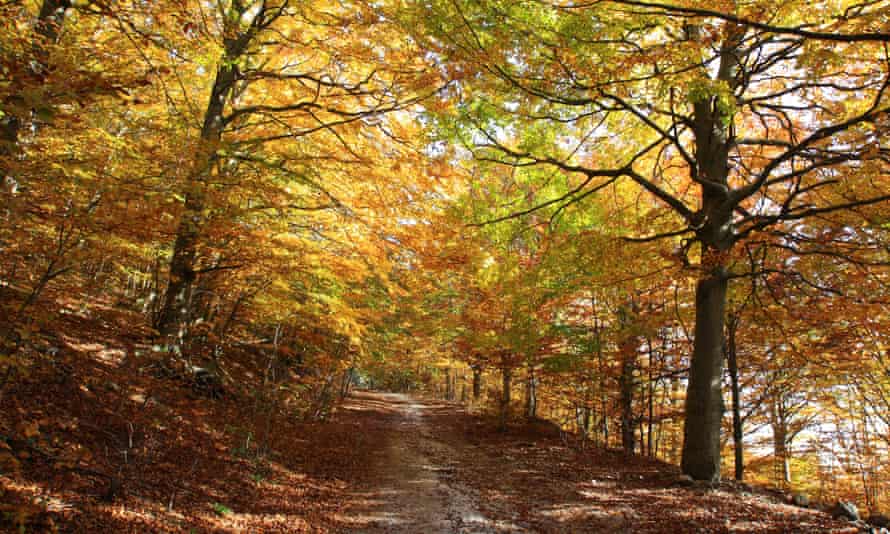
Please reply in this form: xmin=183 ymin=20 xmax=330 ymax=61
xmin=411 ymin=0 xmax=890 ymax=479
xmin=152 ymin=0 xmax=436 ymax=338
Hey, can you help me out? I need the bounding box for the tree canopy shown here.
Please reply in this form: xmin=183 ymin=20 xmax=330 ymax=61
xmin=2 ymin=0 xmax=890 ymax=516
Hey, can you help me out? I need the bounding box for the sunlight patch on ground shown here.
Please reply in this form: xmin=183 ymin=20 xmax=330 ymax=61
xmin=539 ymin=502 xmax=636 ymax=522
xmin=61 ymin=339 xmax=127 ymax=366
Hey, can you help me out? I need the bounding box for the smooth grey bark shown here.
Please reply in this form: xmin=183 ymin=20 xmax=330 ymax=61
xmin=670 ymin=375 xmax=681 ymax=462
xmin=681 ymin=270 xmax=729 ymax=480
xmin=577 ymin=405 xmax=591 ymax=438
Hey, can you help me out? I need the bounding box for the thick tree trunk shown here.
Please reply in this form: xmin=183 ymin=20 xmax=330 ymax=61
xmin=726 ymin=315 xmax=744 ymax=480
xmin=155 ymin=2 xmax=265 ymax=339
xmin=681 ymin=267 xmax=728 ymax=480
xmin=155 ymin=197 xmax=201 ymax=337
xmin=680 ymin=26 xmax=741 ymax=481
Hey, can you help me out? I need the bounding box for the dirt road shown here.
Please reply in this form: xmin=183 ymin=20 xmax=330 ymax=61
xmin=330 ymin=391 xmax=854 ymax=534
xmin=335 ymin=392 xmax=524 ymax=533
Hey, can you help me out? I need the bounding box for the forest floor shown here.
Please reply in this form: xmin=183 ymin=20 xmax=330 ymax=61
xmin=0 ymin=301 xmax=864 ymax=532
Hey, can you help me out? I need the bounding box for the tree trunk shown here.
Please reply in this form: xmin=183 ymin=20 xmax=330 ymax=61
xmin=726 ymin=314 xmax=744 ymax=480
xmin=444 ymin=367 xmax=453 ymax=400
xmin=619 ymin=347 xmax=636 ymax=455
xmin=525 ymin=365 xmax=537 ymax=419
xmin=155 ymin=200 xmax=201 ymax=337
xmin=680 ymin=26 xmax=741 ymax=482
xmin=472 ymin=366 xmax=482 ymax=400
xmin=340 ymin=367 xmax=354 ymax=399
xmin=156 ymin=57 xmax=241 ymax=337
xmin=647 ymin=338 xmax=655 ymax=457
xmin=671 ymin=375 xmax=681 ymax=463
xmin=771 ymin=398 xmax=792 ymax=487
xmin=499 ymin=366 xmax=512 ymax=430
xmin=617 ymin=298 xmax=639 ymax=455
xmin=681 ymin=267 xmax=728 ymax=481
xmin=451 ymin=369 xmax=457 ymax=400
xmin=581 ymin=406 xmax=591 ymax=437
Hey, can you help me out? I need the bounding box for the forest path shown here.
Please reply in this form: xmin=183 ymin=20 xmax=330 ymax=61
xmin=335 ymin=391 xmax=524 ymax=533
xmin=330 ymin=391 xmax=854 ymax=534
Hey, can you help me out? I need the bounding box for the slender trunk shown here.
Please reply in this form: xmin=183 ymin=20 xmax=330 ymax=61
xmin=771 ymin=398 xmax=791 ymax=487
xmin=601 ymin=401 xmax=609 ymax=447
xmin=525 ymin=364 xmax=536 ymax=419
xmin=340 ymin=367 xmax=354 ymax=399
xmin=472 ymin=366 xmax=482 ymax=400
xmin=617 ymin=298 xmax=639 ymax=455
xmin=582 ymin=406 xmax=591 ymax=436
xmin=727 ymin=315 xmax=744 ymax=480
xmin=647 ymin=338 xmax=655 ymax=457
xmin=671 ymin=375 xmax=681 ymax=463
xmin=619 ymin=347 xmax=636 ymax=455
xmin=499 ymin=366 xmax=512 ymax=430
